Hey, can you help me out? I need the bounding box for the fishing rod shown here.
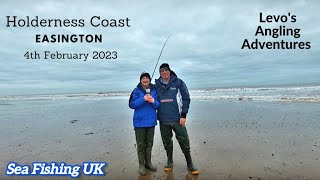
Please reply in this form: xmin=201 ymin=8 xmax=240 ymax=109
xmin=151 ymin=34 xmax=172 ymax=80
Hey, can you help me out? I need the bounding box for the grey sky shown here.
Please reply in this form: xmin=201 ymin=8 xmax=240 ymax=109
xmin=0 ymin=0 xmax=319 ymax=95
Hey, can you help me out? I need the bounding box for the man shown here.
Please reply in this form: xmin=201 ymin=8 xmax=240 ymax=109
xmin=154 ymin=63 xmax=199 ymax=175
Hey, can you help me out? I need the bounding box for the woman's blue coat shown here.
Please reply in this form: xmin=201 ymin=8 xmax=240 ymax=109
xmin=129 ymin=84 xmax=160 ymax=128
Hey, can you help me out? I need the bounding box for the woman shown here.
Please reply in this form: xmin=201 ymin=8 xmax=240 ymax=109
xmin=129 ymin=72 xmax=159 ymax=176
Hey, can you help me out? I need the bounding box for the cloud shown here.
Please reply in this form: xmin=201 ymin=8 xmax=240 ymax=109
xmin=0 ymin=0 xmax=319 ymax=95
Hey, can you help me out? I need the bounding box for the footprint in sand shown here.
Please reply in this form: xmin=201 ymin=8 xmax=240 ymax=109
xmin=84 ymin=132 xmax=94 ymax=135
xmin=70 ymin=120 xmax=79 ymax=123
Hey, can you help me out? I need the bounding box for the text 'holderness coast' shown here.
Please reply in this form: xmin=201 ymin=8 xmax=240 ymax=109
xmin=5 ymin=16 xmax=131 ymax=43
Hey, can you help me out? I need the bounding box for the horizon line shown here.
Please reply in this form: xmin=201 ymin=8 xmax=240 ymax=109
xmin=1 ymin=82 xmax=319 ymax=97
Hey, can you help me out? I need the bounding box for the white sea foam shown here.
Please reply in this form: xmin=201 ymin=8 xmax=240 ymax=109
xmin=0 ymin=85 xmax=319 ymax=102
xmin=190 ymin=85 xmax=320 ymax=102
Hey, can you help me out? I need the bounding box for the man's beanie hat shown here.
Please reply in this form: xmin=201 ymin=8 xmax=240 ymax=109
xmin=159 ymin=63 xmax=171 ymax=71
xmin=140 ymin=72 xmax=151 ymax=81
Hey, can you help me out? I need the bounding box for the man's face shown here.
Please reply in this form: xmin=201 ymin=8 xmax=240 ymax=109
xmin=140 ymin=76 xmax=150 ymax=87
xmin=160 ymin=67 xmax=170 ymax=80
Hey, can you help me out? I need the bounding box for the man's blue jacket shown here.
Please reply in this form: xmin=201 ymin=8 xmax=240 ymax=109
xmin=155 ymin=72 xmax=190 ymax=123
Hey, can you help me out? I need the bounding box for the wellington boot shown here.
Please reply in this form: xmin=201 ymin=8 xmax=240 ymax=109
xmin=164 ymin=150 xmax=174 ymax=171
xmin=138 ymin=150 xmax=147 ymax=175
xmin=145 ymin=162 xmax=157 ymax=171
xmin=135 ymin=128 xmax=147 ymax=176
xmin=185 ymin=153 xmax=199 ymax=175
xmin=139 ymin=163 xmax=147 ymax=176
xmin=145 ymin=150 xmax=157 ymax=171
xmin=145 ymin=128 xmax=157 ymax=171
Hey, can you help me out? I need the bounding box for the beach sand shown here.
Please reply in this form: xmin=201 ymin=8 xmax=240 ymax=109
xmin=1 ymin=98 xmax=320 ymax=179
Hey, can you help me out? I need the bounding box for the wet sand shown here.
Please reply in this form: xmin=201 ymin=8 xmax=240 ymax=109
xmin=1 ymin=98 xmax=320 ymax=179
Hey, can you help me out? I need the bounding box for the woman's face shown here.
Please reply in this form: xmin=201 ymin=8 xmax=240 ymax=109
xmin=140 ymin=76 xmax=150 ymax=87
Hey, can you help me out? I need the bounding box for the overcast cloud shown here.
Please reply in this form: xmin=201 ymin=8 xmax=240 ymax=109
xmin=0 ymin=0 xmax=319 ymax=95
